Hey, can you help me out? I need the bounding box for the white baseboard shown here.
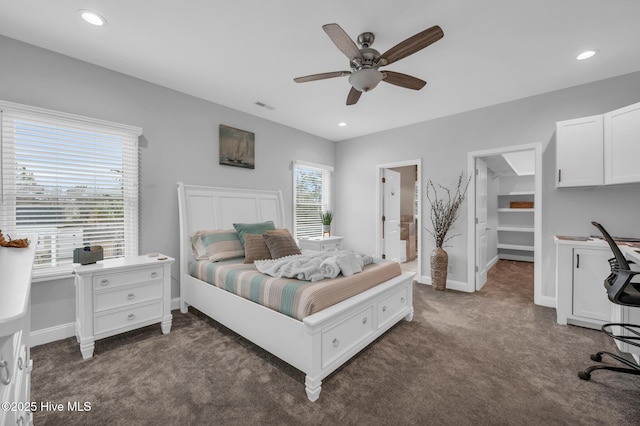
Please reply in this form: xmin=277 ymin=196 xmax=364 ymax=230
xmin=418 ymin=275 xmax=473 ymax=293
xmin=536 ymin=294 xmax=556 ymax=308
xmin=30 ymin=322 xmax=75 ymax=347
xmin=487 ymin=255 xmax=499 ymax=270
xmin=171 ymin=297 xmax=181 ymax=311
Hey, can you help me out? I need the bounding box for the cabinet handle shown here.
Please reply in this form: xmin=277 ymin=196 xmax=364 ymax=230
xmin=362 ymin=317 xmax=368 ymax=325
xmin=332 ymin=338 xmax=340 ymax=347
xmin=558 ymin=169 xmax=562 ymax=182
xmin=127 ymin=293 xmax=135 ymax=300
xmin=576 ymin=253 xmax=580 ymax=269
xmin=127 ymin=313 xmax=136 ymax=320
xmin=18 ymin=356 xmax=23 ymax=371
xmin=0 ymin=359 xmax=10 ymax=385
xmin=401 ymin=297 xmax=406 ymax=304
xmin=101 ymin=279 xmax=109 ymax=286
xmin=382 ymin=306 xmax=387 ymax=312
xmin=151 ymin=271 xmax=158 ymax=278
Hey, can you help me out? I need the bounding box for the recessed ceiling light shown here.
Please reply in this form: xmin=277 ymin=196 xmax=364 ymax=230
xmin=338 ymin=122 xmax=347 ymax=127
xmin=79 ymin=10 xmax=106 ymax=26
xmin=576 ymin=50 xmax=597 ymax=61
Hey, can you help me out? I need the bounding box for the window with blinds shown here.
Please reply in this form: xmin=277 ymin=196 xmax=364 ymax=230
xmin=0 ymin=100 xmax=141 ymax=278
xmin=293 ymin=161 xmax=332 ymax=239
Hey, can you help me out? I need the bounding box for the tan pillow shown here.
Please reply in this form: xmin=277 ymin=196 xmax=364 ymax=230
xmin=263 ymin=232 xmax=301 ymax=259
xmin=244 ymin=229 xmax=291 ymax=263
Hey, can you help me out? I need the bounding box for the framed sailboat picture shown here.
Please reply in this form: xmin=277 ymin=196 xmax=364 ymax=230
xmin=219 ymin=125 xmax=255 ymax=169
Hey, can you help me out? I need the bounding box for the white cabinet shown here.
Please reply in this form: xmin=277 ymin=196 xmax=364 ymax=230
xmin=73 ymin=255 xmax=174 ymax=359
xmin=556 ymin=115 xmax=604 ymax=187
xmin=497 ymin=192 xmax=534 ymax=262
xmin=1 ymin=237 xmax=36 ymax=426
xmin=604 ymin=102 xmax=640 ymax=185
xmin=298 ymin=236 xmax=343 ymax=252
xmin=556 ymin=101 xmax=640 ymax=187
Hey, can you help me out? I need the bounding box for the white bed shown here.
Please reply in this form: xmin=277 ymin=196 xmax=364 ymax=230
xmin=177 ymin=182 xmax=415 ymax=401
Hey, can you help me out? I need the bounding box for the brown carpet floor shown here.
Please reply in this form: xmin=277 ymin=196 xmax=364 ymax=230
xmin=31 ymin=260 xmax=640 ymax=425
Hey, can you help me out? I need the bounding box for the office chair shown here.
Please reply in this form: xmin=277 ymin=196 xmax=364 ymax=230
xmin=578 ymin=221 xmax=640 ymax=380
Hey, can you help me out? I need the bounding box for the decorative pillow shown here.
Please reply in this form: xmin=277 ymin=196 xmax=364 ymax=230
xmin=243 ymin=229 xmax=291 ymax=263
xmin=190 ymin=229 xmax=244 ymax=261
xmin=263 ymin=232 xmax=301 ymax=259
xmin=233 ymin=221 xmax=276 ymax=250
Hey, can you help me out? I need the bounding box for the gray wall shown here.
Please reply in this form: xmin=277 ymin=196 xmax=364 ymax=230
xmin=0 ymin=36 xmax=335 ymax=332
xmin=334 ymin=71 xmax=640 ymax=299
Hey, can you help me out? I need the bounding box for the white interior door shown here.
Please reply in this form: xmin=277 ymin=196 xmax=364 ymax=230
xmin=383 ymin=169 xmax=401 ymax=262
xmin=475 ymin=158 xmax=488 ymax=290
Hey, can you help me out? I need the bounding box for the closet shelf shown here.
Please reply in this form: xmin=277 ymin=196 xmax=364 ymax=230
xmin=497 ymin=226 xmax=534 ymax=233
xmin=498 ymin=191 xmax=535 ymax=196
xmin=497 ymin=243 xmax=534 ymax=252
xmin=498 ymin=208 xmax=534 ymax=213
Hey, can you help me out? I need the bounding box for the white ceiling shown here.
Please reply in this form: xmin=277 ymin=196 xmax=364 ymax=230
xmin=2 ymin=0 xmax=640 ymax=141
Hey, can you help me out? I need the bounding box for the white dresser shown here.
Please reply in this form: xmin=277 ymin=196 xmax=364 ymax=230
xmin=1 ymin=236 xmax=36 ymax=426
xmin=72 ymin=254 xmax=174 ymax=359
xmin=298 ymin=236 xmax=343 ymax=252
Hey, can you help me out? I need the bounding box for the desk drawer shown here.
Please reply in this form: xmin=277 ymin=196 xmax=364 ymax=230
xmin=94 ymin=300 xmax=162 ymax=335
xmin=92 ymin=267 xmax=163 ymax=290
xmin=94 ymin=282 xmax=162 ymax=312
xmin=378 ymin=286 xmax=409 ymax=329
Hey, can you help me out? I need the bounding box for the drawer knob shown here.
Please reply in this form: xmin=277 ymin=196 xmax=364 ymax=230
xmin=151 ymin=271 xmax=158 ymax=278
xmin=101 ymin=279 xmax=110 ymax=286
xmin=401 ymin=297 xmax=405 ymax=304
xmin=127 ymin=293 xmax=135 ymax=300
xmin=362 ymin=317 xmax=368 ymax=325
xmin=382 ymin=306 xmax=387 ymax=312
xmin=127 ymin=313 xmax=136 ymax=320
xmin=0 ymin=359 xmax=10 ymax=385
xmin=332 ymin=338 xmax=340 ymax=347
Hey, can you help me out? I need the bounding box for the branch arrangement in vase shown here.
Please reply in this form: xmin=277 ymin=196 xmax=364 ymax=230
xmin=426 ymin=173 xmax=470 ymax=248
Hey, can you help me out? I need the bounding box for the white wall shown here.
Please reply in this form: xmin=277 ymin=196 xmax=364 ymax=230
xmin=0 ymin=36 xmax=335 ymax=335
xmin=334 ymin=71 xmax=640 ymax=299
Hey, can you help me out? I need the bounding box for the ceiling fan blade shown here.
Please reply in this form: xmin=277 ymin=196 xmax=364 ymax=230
xmin=382 ymin=71 xmax=426 ymax=90
xmin=346 ymin=87 xmax=362 ymax=105
xmin=379 ymin=25 xmax=444 ymax=66
xmin=323 ymin=23 xmax=363 ymax=62
xmin=294 ymin=71 xmax=351 ymax=83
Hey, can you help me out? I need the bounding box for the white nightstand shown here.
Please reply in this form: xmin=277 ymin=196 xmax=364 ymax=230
xmin=298 ymin=236 xmax=344 ymax=252
xmin=72 ymin=254 xmax=174 ymax=359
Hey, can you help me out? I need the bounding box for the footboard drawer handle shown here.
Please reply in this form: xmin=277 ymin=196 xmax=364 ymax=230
xmin=127 ymin=313 xmax=136 ymax=320
xmin=362 ymin=317 xmax=368 ymax=325
xmin=382 ymin=306 xmax=387 ymax=312
xmin=332 ymin=338 xmax=339 ymax=347
xmin=127 ymin=293 xmax=135 ymax=300
xmin=401 ymin=297 xmax=405 ymax=303
xmin=100 ymin=279 xmax=110 ymax=286
xmin=150 ymin=271 xmax=158 ymax=278
xmin=0 ymin=359 xmax=10 ymax=385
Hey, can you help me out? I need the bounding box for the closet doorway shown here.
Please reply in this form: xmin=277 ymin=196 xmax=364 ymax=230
xmin=376 ymin=159 xmax=422 ymax=281
xmin=467 ymin=144 xmax=546 ymax=306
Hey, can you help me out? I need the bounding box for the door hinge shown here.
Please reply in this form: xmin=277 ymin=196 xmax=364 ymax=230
xmin=382 ymin=253 xmax=386 ymax=259
xmin=475 ymin=168 xmax=479 ymax=176
xmin=558 ymin=169 xmax=562 ymax=182
xmin=475 ymin=217 xmax=479 ymax=224
xmin=382 ymin=215 xmax=386 ymax=222
xmin=475 ymin=266 xmax=479 ymax=272
xmin=382 ymin=177 xmax=386 ymax=183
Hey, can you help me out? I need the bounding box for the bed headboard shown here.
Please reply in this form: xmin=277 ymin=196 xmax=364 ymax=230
xmin=176 ymin=182 xmax=286 ymax=278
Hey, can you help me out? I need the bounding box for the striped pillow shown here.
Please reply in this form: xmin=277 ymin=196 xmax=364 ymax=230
xmin=244 ymin=229 xmax=292 ymax=263
xmin=190 ymin=229 xmax=244 ymax=261
xmin=263 ymin=231 xmax=301 ymax=259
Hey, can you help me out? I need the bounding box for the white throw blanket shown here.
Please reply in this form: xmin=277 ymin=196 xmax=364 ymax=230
xmin=255 ymin=250 xmax=374 ymax=282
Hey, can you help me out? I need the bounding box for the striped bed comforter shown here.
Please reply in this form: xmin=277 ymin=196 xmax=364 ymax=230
xmin=189 ymin=258 xmax=401 ymax=321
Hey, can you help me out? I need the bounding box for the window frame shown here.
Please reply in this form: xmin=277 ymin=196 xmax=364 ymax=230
xmin=292 ymin=160 xmax=333 ymax=240
xmin=0 ymin=100 xmax=141 ymax=280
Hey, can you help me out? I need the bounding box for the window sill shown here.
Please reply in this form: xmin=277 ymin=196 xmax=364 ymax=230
xmin=31 ymin=270 xmax=75 ymax=283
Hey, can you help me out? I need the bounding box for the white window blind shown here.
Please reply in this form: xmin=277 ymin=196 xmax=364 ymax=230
xmin=293 ymin=161 xmax=332 ymax=239
xmin=0 ymin=100 xmax=141 ymax=278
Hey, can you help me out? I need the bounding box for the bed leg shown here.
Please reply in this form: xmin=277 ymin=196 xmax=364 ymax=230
xmin=180 ymin=300 xmax=189 ymax=314
xmin=305 ymin=376 xmax=322 ymax=402
xmin=405 ymin=309 xmax=414 ymax=322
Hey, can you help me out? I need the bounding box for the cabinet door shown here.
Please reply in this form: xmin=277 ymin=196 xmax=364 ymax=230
xmin=556 ymin=115 xmax=603 ymax=187
xmin=572 ymin=248 xmax=611 ymax=321
xmin=604 ymin=102 xmax=640 ymax=185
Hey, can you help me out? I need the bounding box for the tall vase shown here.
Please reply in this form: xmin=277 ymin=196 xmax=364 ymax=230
xmin=430 ymin=247 xmax=448 ymax=291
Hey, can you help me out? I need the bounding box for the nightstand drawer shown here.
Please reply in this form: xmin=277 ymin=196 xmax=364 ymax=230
xmin=94 ymin=281 xmax=162 ymax=312
xmin=92 ymin=267 xmax=163 ymax=290
xmin=94 ymin=300 xmax=162 ymax=335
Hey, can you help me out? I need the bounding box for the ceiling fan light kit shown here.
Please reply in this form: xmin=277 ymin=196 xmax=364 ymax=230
xmin=294 ymin=23 xmax=443 ymax=105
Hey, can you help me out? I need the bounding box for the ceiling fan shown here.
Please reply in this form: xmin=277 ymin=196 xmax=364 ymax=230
xmin=294 ymin=23 xmax=444 ymax=105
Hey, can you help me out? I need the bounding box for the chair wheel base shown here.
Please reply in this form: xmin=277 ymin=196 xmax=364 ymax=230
xmin=578 ymin=371 xmax=591 ymax=381
xmin=590 ymin=353 xmax=602 ymax=362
